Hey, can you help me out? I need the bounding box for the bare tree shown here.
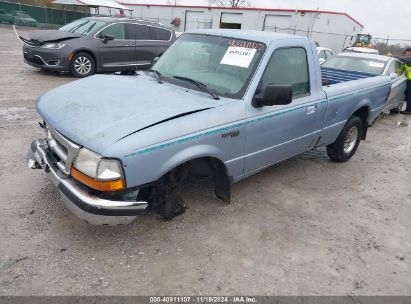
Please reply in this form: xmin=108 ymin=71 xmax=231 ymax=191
xmin=209 ymin=0 xmax=249 ymax=8
xmin=374 ymin=42 xmax=411 ymax=56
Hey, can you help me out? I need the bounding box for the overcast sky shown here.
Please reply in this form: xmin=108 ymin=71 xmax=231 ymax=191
xmin=126 ymin=0 xmax=410 ymax=41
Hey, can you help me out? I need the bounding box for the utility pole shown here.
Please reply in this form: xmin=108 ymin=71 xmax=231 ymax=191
xmin=309 ymin=10 xmax=320 ymax=38
xmin=342 ymin=34 xmax=348 ymax=52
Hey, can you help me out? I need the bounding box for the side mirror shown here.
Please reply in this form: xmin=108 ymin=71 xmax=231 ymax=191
xmin=252 ymin=84 xmax=293 ymax=108
xmin=153 ymin=56 xmax=160 ymax=64
xmin=102 ymin=34 xmax=114 ymax=44
xmin=389 ymin=72 xmax=398 ymax=79
xmin=319 ymin=58 xmax=326 ymax=65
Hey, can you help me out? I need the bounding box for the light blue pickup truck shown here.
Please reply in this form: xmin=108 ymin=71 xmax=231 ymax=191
xmin=28 ymin=30 xmax=391 ymax=225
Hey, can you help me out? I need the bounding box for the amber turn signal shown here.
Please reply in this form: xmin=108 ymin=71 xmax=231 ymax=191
xmin=71 ymin=167 xmax=126 ymax=192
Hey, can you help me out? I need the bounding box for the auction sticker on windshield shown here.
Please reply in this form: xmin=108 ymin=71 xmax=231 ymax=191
xmin=368 ymin=62 xmax=384 ymax=68
xmin=220 ymin=47 xmax=257 ymax=68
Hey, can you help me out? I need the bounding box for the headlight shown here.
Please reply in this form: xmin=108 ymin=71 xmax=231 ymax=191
xmin=73 ymin=148 xmax=100 ymax=178
xmin=41 ymin=42 xmax=65 ymax=49
xmin=72 ymin=148 xmax=125 ymax=191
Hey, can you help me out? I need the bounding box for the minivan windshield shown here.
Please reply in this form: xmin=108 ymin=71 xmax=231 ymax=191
xmin=322 ymin=55 xmax=386 ymax=75
xmin=59 ymin=19 xmax=105 ymax=35
xmin=153 ymin=34 xmax=266 ymax=99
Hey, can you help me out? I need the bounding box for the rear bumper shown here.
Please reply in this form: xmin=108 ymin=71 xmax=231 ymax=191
xmin=27 ymin=139 xmax=148 ymax=225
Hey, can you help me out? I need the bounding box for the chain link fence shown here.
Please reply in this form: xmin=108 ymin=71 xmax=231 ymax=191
xmin=259 ymin=24 xmax=411 ymax=53
xmin=0 ymin=0 xmax=89 ymax=28
xmin=371 ymin=37 xmax=411 ymax=56
xmin=1 ymin=1 xmax=410 ymax=54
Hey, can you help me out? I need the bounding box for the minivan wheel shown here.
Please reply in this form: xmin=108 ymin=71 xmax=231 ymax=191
xmin=70 ymin=52 xmax=95 ymax=78
xmin=326 ymin=116 xmax=363 ymax=162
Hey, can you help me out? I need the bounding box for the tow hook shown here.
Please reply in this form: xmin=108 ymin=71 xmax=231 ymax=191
xmin=27 ymin=157 xmax=41 ymax=169
xmin=27 ymin=142 xmax=43 ymax=170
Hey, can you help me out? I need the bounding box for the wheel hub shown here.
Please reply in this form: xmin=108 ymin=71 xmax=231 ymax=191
xmin=74 ymin=57 xmax=91 ymax=75
xmin=343 ymin=126 xmax=359 ymax=154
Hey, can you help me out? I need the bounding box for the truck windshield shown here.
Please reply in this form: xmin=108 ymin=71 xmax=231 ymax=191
xmin=153 ymin=34 xmax=266 ymax=99
xmin=323 ymin=56 xmax=386 ymax=75
xmin=59 ymin=19 xmax=105 ymax=35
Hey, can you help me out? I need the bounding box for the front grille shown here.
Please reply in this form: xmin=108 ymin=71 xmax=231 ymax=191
xmin=46 ymin=126 xmax=80 ymax=175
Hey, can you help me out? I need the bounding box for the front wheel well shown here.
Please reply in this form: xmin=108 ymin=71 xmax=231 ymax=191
xmin=139 ymin=156 xmax=231 ymax=208
xmin=186 ymin=157 xmax=231 ymax=203
xmin=71 ymin=49 xmax=97 ymax=67
xmin=353 ymin=106 xmax=369 ymax=140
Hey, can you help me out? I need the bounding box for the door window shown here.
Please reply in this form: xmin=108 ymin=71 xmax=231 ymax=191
xmin=135 ymin=24 xmax=151 ymax=40
xmin=150 ymin=27 xmax=171 ymax=41
xmin=395 ymin=61 xmax=405 ymax=75
xmin=261 ymin=47 xmax=310 ymax=98
xmin=101 ymin=23 xmax=125 ymax=40
xmin=319 ymin=50 xmax=326 ymax=60
xmin=325 ymin=50 xmax=334 ymax=59
xmin=386 ymin=62 xmax=397 ymax=77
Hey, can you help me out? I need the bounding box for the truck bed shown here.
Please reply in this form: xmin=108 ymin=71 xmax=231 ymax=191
xmin=321 ymin=67 xmax=378 ymax=86
xmin=320 ymin=72 xmax=391 ymax=148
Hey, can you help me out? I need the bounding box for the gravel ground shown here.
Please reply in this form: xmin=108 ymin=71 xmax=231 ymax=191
xmin=0 ymin=24 xmax=410 ymax=296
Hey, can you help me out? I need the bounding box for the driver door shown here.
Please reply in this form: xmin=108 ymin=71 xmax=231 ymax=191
xmin=98 ymin=23 xmax=136 ymax=71
xmin=244 ymin=45 xmax=324 ymax=175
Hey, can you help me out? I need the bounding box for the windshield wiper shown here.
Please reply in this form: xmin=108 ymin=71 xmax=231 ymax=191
xmin=67 ymin=21 xmax=89 ymax=33
xmin=148 ymin=69 xmax=163 ymax=83
xmin=81 ymin=22 xmax=97 ymax=34
xmin=172 ymin=76 xmax=220 ymax=100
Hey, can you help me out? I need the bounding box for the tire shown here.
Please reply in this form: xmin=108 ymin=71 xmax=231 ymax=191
xmin=390 ymin=95 xmax=406 ymax=114
xmin=69 ymin=52 xmax=96 ymax=78
xmin=120 ymin=70 xmax=135 ymax=75
xmin=326 ymin=115 xmax=363 ymax=162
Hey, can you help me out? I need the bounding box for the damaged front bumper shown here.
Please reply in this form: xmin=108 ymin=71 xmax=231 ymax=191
xmin=23 ymin=45 xmax=69 ymax=72
xmin=27 ymin=139 xmax=148 ymax=225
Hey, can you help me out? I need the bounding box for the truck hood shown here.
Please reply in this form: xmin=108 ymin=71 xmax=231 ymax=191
xmin=36 ymin=74 xmax=222 ymax=154
xmin=29 ymin=29 xmax=82 ymax=44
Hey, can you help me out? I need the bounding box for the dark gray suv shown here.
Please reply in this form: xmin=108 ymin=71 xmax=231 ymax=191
xmin=22 ymin=17 xmax=176 ymax=77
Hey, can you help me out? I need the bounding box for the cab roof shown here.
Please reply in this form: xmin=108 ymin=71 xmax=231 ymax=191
xmin=185 ymin=29 xmax=308 ymax=45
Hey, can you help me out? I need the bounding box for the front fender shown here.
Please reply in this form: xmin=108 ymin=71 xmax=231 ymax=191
xmin=122 ymin=143 xmax=228 ymax=188
xmin=157 ymin=144 xmax=225 ymax=178
xmin=119 ymin=123 xmax=247 ymax=188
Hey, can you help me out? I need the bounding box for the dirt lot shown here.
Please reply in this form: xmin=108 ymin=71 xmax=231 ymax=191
xmin=0 ymin=25 xmax=410 ymax=296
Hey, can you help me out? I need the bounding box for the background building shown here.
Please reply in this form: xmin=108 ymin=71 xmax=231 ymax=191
xmin=113 ymin=3 xmax=364 ymax=52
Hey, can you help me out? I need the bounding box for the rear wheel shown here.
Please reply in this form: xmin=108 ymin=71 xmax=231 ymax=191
xmin=327 ymin=116 xmax=363 ymax=162
xmin=70 ymin=52 xmax=95 ymax=78
xmin=390 ymin=95 xmax=406 ymax=114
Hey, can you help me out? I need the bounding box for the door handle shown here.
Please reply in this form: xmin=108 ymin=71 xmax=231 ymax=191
xmin=306 ymin=105 xmax=317 ymax=114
